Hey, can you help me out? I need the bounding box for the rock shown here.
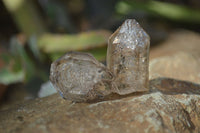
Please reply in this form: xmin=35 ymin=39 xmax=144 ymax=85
xmin=150 ymin=30 xmax=200 ymax=60
xmin=149 ymin=52 xmax=200 ymax=84
xmin=149 ymin=30 xmax=200 ymax=84
xmin=0 ymin=78 xmax=200 ymax=133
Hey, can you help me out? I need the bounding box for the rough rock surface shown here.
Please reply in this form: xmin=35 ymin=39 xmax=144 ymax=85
xmin=150 ymin=52 xmax=200 ymax=84
xmin=0 ymin=78 xmax=200 ymax=133
xmin=150 ymin=30 xmax=200 ymax=84
xmin=150 ymin=30 xmax=200 ymax=60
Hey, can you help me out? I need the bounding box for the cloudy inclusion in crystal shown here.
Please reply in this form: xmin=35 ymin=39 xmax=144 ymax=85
xmin=50 ymin=52 xmax=113 ymax=102
xmin=107 ymin=19 xmax=150 ymax=95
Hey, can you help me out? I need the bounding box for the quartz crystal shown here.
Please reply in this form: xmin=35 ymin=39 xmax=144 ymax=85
xmin=50 ymin=19 xmax=150 ymax=102
xmin=107 ymin=19 xmax=150 ymax=95
xmin=50 ymin=52 xmax=113 ymax=102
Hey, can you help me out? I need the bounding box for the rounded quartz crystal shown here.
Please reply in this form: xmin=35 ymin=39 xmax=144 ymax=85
xmin=50 ymin=52 xmax=113 ymax=102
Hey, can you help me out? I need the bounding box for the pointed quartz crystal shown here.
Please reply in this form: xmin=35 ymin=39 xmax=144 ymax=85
xmin=107 ymin=19 xmax=150 ymax=95
xmin=50 ymin=52 xmax=113 ymax=102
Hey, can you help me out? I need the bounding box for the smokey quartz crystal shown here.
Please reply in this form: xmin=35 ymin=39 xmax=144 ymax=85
xmin=107 ymin=19 xmax=150 ymax=95
xmin=50 ymin=52 xmax=113 ymax=102
xmin=50 ymin=19 xmax=150 ymax=102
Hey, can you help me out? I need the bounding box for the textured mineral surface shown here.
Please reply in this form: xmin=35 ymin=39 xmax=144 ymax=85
xmin=150 ymin=52 xmax=200 ymax=84
xmin=150 ymin=30 xmax=200 ymax=85
xmin=50 ymin=51 xmax=113 ymax=102
xmin=107 ymin=19 xmax=150 ymax=95
xmin=0 ymin=78 xmax=200 ymax=133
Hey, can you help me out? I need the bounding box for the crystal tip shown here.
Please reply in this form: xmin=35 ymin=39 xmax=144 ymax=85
xmin=119 ymin=19 xmax=149 ymax=38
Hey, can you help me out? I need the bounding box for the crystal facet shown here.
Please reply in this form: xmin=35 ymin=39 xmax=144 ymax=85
xmin=107 ymin=19 xmax=150 ymax=94
xmin=50 ymin=52 xmax=113 ymax=102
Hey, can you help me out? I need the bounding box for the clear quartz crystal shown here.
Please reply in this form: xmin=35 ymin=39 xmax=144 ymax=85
xmin=107 ymin=19 xmax=150 ymax=95
xmin=50 ymin=52 xmax=113 ymax=102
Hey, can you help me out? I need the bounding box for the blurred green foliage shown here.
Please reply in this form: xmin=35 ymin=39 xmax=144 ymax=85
xmin=116 ymin=0 xmax=200 ymax=23
xmin=1 ymin=0 xmax=200 ymax=86
xmin=38 ymin=30 xmax=110 ymax=61
xmin=38 ymin=30 xmax=110 ymax=52
xmin=0 ymin=37 xmax=34 ymax=84
xmin=0 ymin=53 xmax=24 ymax=85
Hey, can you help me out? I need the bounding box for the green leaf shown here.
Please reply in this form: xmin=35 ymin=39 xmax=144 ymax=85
xmin=0 ymin=68 xmax=24 ymax=85
xmin=116 ymin=0 xmax=200 ymax=23
xmin=38 ymin=30 xmax=111 ymax=53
